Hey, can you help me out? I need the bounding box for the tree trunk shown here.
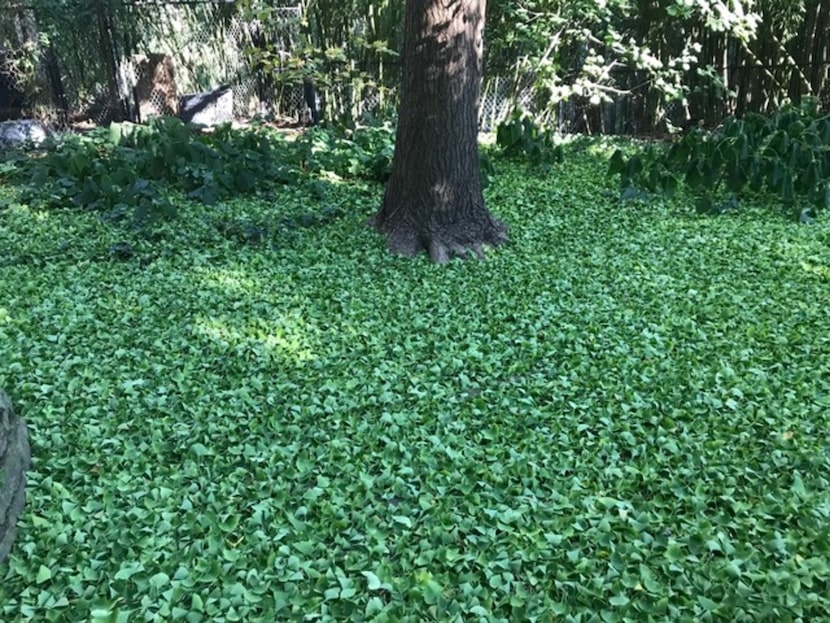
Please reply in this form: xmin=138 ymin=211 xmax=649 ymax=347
xmin=809 ymin=0 xmax=830 ymax=101
xmin=96 ymin=0 xmax=129 ymax=122
xmin=44 ymin=42 xmax=68 ymax=114
xmin=373 ymin=0 xmax=507 ymax=263
xmin=0 ymin=390 xmax=30 ymax=564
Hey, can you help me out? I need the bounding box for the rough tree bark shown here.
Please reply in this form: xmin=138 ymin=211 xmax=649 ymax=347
xmin=0 ymin=390 xmax=30 ymax=564
xmin=372 ymin=0 xmax=508 ymax=263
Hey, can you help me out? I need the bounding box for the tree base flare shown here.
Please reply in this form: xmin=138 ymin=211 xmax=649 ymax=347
xmin=374 ymin=210 xmax=509 ymax=263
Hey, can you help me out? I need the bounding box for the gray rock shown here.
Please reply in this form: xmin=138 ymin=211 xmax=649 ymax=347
xmin=0 ymin=390 xmax=30 ymax=564
xmin=179 ymin=86 xmax=234 ymax=126
xmin=0 ymin=119 xmax=51 ymax=148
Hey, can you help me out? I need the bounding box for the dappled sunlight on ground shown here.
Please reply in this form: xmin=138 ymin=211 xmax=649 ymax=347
xmin=191 ymin=314 xmax=318 ymax=364
xmin=186 ymin=264 xmax=321 ymax=364
xmin=191 ymin=266 xmax=264 ymax=296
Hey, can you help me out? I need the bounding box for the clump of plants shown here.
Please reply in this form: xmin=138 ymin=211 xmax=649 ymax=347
xmin=496 ymin=109 xmax=564 ymax=168
xmin=7 ymin=117 xmax=300 ymax=226
xmin=293 ymin=122 xmax=396 ymax=183
xmin=608 ymin=100 xmax=830 ymax=219
xmin=2 ymin=117 xmax=402 ymax=227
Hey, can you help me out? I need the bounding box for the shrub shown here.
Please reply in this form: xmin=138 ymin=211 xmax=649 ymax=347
xmin=608 ymin=100 xmax=830 ymax=219
xmin=8 ymin=118 xmax=300 ymax=226
xmin=293 ymin=123 xmax=396 ymax=183
xmin=496 ymin=110 xmax=564 ymax=167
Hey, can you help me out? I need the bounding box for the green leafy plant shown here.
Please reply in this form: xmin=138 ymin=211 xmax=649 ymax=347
xmin=293 ymin=122 xmax=396 ymax=183
xmin=10 ymin=118 xmax=301 ymax=226
xmin=609 ymin=100 xmax=830 ymax=219
xmin=496 ymin=110 xmax=564 ymax=167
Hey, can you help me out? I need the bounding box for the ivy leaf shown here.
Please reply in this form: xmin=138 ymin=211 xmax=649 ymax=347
xmin=361 ymin=571 xmax=384 ymax=590
xmin=392 ymin=515 xmax=413 ymax=528
xmin=36 ymin=565 xmax=52 ymax=584
xmin=609 ymin=594 xmax=630 ymax=606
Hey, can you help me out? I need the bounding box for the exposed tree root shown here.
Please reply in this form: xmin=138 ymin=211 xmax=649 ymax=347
xmin=374 ymin=209 xmax=508 ymax=263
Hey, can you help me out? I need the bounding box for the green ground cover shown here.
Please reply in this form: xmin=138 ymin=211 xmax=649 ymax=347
xmin=1 ymin=147 xmax=829 ymax=622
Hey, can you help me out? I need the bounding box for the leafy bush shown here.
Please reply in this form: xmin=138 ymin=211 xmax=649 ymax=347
xmin=3 ymin=118 xmax=516 ymax=229
xmin=293 ymin=123 xmax=396 ymax=183
xmin=2 ymin=119 xmax=402 ymax=226
xmin=8 ymin=118 xmax=300 ymax=226
xmin=609 ymin=100 xmax=830 ymax=218
xmin=496 ymin=110 xmax=564 ymax=167
xmin=113 ymin=118 xmax=298 ymax=203
xmin=293 ymin=123 xmax=504 ymax=189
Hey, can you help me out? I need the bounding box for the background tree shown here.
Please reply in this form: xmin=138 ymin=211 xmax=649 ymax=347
xmin=372 ymin=0 xmax=507 ymax=262
xmin=1 ymin=0 xmax=826 ymax=132
xmin=484 ymin=0 xmax=828 ymax=134
xmin=242 ymin=0 xmax=403 ymax=125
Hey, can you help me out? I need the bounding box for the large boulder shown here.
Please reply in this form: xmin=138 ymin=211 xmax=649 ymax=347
xmin=179 ymin=85 xmax=234 ymax=127
xmin=0 ymin=390 xmax=30 ymax=564
xmin=0 ymin=119 xmax=51 ymax=149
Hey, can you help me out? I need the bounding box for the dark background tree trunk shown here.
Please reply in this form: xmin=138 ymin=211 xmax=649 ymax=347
xmin=43 ymin=42 xmax=68 ymax=114
xmin=373 ymin=0 xmax=507 ymax=263
xmin=95 ymin=0 xmax=130 ymax=121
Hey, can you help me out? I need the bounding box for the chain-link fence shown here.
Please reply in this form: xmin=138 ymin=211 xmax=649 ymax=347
xmin=1 ymin=1 xmax=531 ymax=133
xmin=0 ymin=1 xmax=315 ymax=129
xmin=2 ymin=2 xmax=828 ymax=135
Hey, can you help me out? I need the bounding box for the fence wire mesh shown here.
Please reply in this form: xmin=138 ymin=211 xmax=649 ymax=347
xmin=2 ymin=1 xmax=828 ymax=135
xmin=0 ymin=1 xmax=311 ymax=129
